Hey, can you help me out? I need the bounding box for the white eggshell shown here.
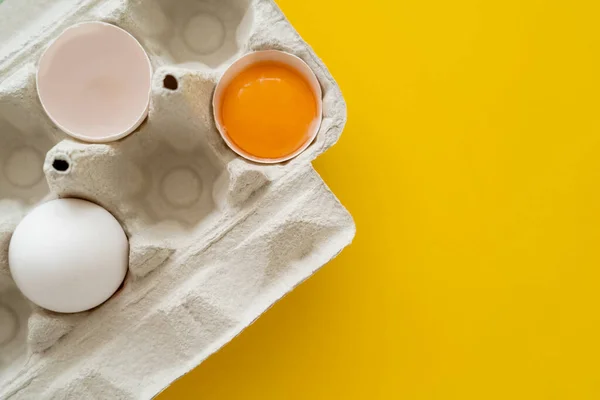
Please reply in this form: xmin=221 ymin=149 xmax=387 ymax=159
xmin=9 ymin=199 xmax=129 ymax=313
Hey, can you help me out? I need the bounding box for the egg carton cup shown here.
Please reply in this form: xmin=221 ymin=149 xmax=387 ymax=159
xmin=0 ymin=0 xmax=354 ymax=398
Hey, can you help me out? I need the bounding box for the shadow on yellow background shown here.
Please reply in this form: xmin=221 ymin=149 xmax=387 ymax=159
xmin=160 ymin=0 xmax=600 ymax=398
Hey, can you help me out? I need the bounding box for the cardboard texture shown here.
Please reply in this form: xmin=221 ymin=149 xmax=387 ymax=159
xmin=0 ymin=0 xmax=354 ymax=398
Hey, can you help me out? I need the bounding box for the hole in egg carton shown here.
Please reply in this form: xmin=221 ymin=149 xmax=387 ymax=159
xmin=162 ymin=74 xmax=178 ymax=90
xmin=51 ymin=158 xmax=70 ymax=173
xmin=122 ymin=0 xmax=254 ymax=69
xmin=0 ymin=289 xmax=31 ymax=383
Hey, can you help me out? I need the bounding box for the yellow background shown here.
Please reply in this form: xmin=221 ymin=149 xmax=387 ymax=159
xmin=160 ymin=0 xmax=600 ymax=398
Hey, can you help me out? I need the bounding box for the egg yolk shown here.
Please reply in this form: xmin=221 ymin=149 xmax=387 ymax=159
xmin=220 ymin=61 xmax=319 ymax=160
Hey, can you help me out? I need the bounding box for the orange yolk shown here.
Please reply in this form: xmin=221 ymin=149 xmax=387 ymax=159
xmin=220 ymin=61 xmax=319 ymax=160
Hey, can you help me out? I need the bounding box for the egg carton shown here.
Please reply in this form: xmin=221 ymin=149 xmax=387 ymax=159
xmin=0 ymin=0 xmax=354 ymax=398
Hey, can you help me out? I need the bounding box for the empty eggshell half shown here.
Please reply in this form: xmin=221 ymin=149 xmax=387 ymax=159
xmin=37 ymin=22 xmax=152 ymax=143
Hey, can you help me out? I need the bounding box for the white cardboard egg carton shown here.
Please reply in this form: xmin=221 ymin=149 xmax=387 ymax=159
xmin=0 ymin=0 xmax=354 ymax=398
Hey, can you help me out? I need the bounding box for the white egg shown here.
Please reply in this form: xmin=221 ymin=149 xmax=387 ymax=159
xmin=9 ymin=199 xmax=129 ymax=313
